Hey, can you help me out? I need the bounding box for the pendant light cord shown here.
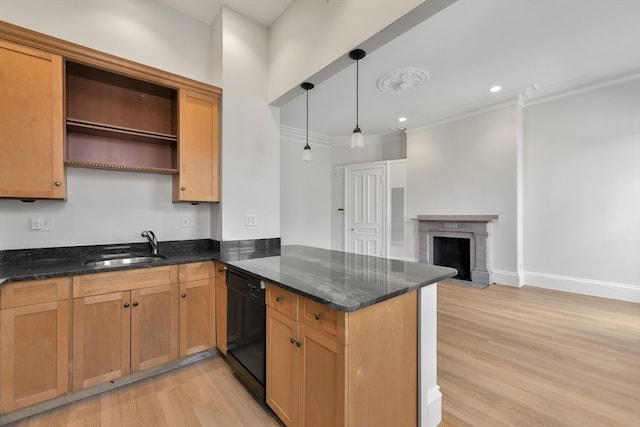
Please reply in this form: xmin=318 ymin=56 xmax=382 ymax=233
xmin=355 ymin=58 xmax=359 ymax=128
xmin=306 ymin=87 xmax=309 ymax=146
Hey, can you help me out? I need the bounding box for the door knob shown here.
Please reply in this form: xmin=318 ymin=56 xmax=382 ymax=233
xmin=124 ymin=303 xmax=130 ymax=308
xmin=181 ymin=293 xmax=187 ymax=298
xmin=132 ymin=301 xmax=139 ymax=307
xmin=290 ymin=337 xmax=296 ymax=344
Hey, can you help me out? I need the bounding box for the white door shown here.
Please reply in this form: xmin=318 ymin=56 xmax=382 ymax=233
xmin=346 ymin=164 xmax=385 ymax=257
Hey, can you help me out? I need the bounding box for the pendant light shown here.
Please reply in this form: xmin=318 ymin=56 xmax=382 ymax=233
xmin=349 ymin=49 xmax=366 ymax=149
xmin=301 ymin=82 xmax=314 ymax=162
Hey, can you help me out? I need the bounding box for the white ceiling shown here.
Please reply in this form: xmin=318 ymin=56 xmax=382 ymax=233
xmin=280 ymin=0 xmax=640 ymax=139
xmin=152 ymin=0 xmax=292 ymax=26
xmin=154 ymin=0 xmax=640 ymax=140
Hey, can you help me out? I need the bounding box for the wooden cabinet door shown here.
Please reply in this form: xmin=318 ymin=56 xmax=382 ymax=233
xmin=0 ymin=39 xmax=64 ymax=199
xmin=72 ymin=292 xmax=130 ymax=391
xmin=131 ymin=284 xmax=178 ymax=371
xmin=0 ymin=300 xmax=69 ymax=413
xmin=266 ymin=307 xmax=299 ymax=427
xmin=297 ymin=323 xmax=345 ymax=427
xmin=215 ymin=263 xmax=227 ymax=356
xmin=179 ymin=278 xmax=215 ymax=357
xmin=173 ymin=89 xmax=220 ymax=202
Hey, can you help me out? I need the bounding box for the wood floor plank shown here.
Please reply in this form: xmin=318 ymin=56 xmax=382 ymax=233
xmin=7 ymin=282 xmax=639 ymax=427
xmin=438 ymin=282 xmax=640 ymax=427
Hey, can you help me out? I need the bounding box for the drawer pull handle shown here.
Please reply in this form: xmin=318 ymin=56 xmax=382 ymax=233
xmin=54 ymin=181 xmax=61 ymax=186
xmin=296 ymin=341 xmax=303 ymax=347
xmin=133 ymin=301 xmax=139 ymax=307
xmin=290 ymin=337 xmax=297 ymax=344
xmin=276 ymin=296 xmax=283 ymax=302
xmin=181 ymin=186 xmax=186 ymax=191
xmin=182 ymin=293 xmax=187 ymax=298
xmin=124 ymin=303 xmax=130 ymax=308
xmin=314 ymin=313 xmax=323 ymax=321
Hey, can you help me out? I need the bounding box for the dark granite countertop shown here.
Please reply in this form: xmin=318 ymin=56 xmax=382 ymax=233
xmin=0 ymin=242 xmax=455 ymax=312
xmin=228 ymin=245 xmax=456 ymax=312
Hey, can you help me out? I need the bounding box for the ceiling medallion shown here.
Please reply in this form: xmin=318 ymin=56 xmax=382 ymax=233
xmin=376 ymin=67 xmax=430 ymax=94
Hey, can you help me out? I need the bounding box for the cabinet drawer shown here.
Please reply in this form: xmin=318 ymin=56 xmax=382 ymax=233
xmin=179 ymin=261 xmax=215 ymax=282
xmin=266 ymin=283 xmax=298 ymax=319
xmin=300 ymin=296 xmax=338 ymax=337
xmin=1 ymin=277 xmax=71 ymax=309
xmin=73 ymin=265 xmax=178 ymax=297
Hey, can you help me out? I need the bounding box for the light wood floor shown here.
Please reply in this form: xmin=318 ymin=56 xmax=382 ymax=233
xmin=8 ymin=282 xmax=640 ymax=427
xmin=438 ymin=282 xmax=640 ymax=427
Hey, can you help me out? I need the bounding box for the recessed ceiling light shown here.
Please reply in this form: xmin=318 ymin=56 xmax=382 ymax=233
xmin=489 ymin=85 xmax=502 ymax=93
xmin=398 ymin=117 xmax=407 ymax=122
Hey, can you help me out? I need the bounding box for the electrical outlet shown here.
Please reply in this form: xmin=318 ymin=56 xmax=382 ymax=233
xmin=181 ymin=215 xmax=194 ymax=228
xmin=245 ymin=214 xmax=257 ymax=226
xmin=29 ymin=216 xmax=54 ymax=231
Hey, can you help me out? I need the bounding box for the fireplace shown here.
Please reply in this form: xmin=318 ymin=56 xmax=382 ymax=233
xmin=434 ymin=237 xmax=471 ymax=281
xmin=417 ymin=215 xmax=498 ymax=286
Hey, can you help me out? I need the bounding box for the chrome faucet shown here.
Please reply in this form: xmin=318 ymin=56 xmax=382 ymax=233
xmin=141 ymin=230 xmax=158 ymax=255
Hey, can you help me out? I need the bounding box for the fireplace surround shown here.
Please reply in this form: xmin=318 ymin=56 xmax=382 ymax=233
xmin=417 ymin=215 xmax=498 ymax=286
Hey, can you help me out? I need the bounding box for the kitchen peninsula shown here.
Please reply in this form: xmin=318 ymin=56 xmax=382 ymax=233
xmin=0 ymin=243 xmax=456 ymax=426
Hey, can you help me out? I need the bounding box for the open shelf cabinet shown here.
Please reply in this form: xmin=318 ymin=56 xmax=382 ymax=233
xmin=65 ymin=61 xmax=178 ymax=173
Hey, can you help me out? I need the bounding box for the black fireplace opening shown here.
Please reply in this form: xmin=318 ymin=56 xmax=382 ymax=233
xmin=433 ymin=237 xmax=471 ymax=281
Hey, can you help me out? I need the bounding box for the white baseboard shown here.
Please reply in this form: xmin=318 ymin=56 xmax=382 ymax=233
xmin=421 ymin=384 xmax=442 ymax=427
xmin=491 ymin=269 xmax=521 ymax=287
xmin=524 ymin=271 xmax=640 ymax=303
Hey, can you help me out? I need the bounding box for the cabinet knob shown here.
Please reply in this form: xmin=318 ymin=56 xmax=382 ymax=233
xmin=181 ymin=186 xmax=186 ymax=191
xmin=218 ymin=266 xmax=227 ymax=272
xmin=314 ymin=313 xmax=323 ymax=321
xmin=296 ymin=341 xmax=303 ymax=347
xmin=290 ymin=337 xmax=296 ymax=344
xmin=124 ymin=303 xmax=130 ymax=308
xmin=181 ymin=293 xmax=187 ymax=298
xmin=132 ymin=301 xmax=139 ymax=307
xmin=276 ymin=296 xmax=283 ymax=302
xmin=54 ymin=181 xmax=61 ymax=187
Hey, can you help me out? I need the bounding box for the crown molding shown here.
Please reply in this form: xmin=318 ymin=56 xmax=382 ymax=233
xmin=280 ymin=125 xmax=332 ymax=146
xmin=280 ymin=125 xmax=405 ymax=147
xmin=523 ymin=71 xmax=640 ymax=107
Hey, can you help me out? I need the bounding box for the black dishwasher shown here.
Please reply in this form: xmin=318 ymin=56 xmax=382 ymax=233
xmin=226 ymin=267 xmax=266 ymax=401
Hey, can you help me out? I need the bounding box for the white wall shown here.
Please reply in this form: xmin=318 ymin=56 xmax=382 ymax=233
xmin=523 ymin=78 xmax=640 ymax=300
xmin=0 ymin=0 xmax=213 ymax=250
xmin=331 ymin=137 xmax=406 ymax=166
xmin=268 ymin=0 xmax=423 ymax=103
xmin=280 ymin=138 xmax=331 ymax=249
xmin=0 ymin=0 xmax=212 ymax=83
xmin=218 ymin=7 xmax=280 ymax=242
xmin=0 ymin=168 xmax=209 ymax=250
xmin=406 ymin=105 xmax=519 ymax=284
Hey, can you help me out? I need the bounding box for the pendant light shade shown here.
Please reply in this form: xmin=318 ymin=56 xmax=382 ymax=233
xmin=349 ymin=48 xmax=366 ymax=149
xmin=301 ymin=82 xmax=314 ymax=162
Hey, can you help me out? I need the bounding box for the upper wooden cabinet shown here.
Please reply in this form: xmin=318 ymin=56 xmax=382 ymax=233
xmin=0 ymin=21 xmax=222 ymax=203
xmin=173 ymin=90 xmax=221 ymax=203
xmin=0 ymin=39 xmax=65 ymax=200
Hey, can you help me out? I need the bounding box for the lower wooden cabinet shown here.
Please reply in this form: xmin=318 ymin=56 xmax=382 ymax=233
xmin=179 ymin=262 xmax=216 ymax=357
xmin=214 ymin=262 xmax=227 ymax=356
xmin=266 ymin=283 xmax=417 ymax=427
xmin=0 ymin=277 xmax=71 ymax=413
xmin=72 ymin=265 xmax=179 ymax=390
xmin=266 ymin=284 xmax=345 ymax=427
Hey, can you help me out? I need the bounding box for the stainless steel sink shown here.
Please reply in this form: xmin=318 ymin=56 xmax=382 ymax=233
xmin=83 ymin=254 xmax=166 ymax=268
